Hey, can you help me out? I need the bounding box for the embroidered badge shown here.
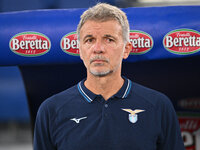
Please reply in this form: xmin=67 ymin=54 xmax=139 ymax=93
xmin=122 ymin=109 xmax=145 ymax=123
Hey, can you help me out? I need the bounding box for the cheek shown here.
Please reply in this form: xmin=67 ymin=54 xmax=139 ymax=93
xmin=109 ymin=52 xmax=122 ymax=67
xmin=112 ymin=46 xmax=125 ymax=59
xmin=79 ymin=46 xmax=91 ymax=64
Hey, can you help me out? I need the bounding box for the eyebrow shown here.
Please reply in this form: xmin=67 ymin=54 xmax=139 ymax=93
xmin=83 ymin=35 xmax=93 ymax=41
xmin=104 ymin=34 xmax=116 ymax=40
xmin=82 ymin=34 xmax=117 ymax=41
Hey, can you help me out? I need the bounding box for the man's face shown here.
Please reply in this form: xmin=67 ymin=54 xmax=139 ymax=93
xmin=79 ymin=20 xmax=131 ymax=77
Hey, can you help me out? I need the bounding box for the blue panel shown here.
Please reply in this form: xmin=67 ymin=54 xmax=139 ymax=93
xmin=0 ymin=66 xmax=30 ymax=121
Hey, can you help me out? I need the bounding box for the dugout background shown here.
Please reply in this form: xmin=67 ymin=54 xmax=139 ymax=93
xmin=0 ymin=5 xmax=200 ymax=149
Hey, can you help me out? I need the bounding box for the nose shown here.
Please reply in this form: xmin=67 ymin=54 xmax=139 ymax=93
xmin=93 ymin=40 xmax=105 ymax=54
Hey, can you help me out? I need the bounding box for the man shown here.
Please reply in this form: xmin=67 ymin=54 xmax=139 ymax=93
xmin=34 ymin=3 xmax=185 ymax=150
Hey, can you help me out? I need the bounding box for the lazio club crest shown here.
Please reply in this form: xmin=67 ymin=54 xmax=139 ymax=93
xmin=122 ymin=109 xmax=145 ymax=123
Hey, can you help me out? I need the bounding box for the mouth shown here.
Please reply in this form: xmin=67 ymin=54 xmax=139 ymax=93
xmin=90 ymin=56 xmax=109 ymax=64
xmin=91 ymin=59 xmax=107 ymax=63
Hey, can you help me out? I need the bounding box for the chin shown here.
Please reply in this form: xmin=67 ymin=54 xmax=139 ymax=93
xmin=90 ymin=69 xmax=113 ymax=77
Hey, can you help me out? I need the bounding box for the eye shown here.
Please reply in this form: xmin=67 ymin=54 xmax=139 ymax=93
xmin=106 ymin=38 xmax=114 ymax=43
xmin=85 ymin=38 xmax=94 ymax=43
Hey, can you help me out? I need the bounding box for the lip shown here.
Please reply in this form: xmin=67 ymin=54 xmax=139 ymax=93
xmin=91 ymin=59 xmax=108 ymax=64
xmin=93 ymin=59 xmax=105 ymax=63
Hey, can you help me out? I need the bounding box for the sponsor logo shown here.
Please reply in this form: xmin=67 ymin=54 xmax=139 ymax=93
xmin=129 ymin=30 xmax=153 ymax=55
xmin=9 ymin=32 xmax=51 ymax=57
xmin=70 ymin=117 xmax=87 ymax=124
xmin=163 ymin=29 xmax=200 ymax=55
xmin=179 ymin=117 xmax=200 ymax=150
xmin=60 ymin=32 xmax=79 ymax=56
xmin=178 ymin=97 xmax=200 ymax=110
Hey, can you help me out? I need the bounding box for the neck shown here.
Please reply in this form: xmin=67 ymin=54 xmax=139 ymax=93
xmin=84 ymin=71 xmax=124 ymax=100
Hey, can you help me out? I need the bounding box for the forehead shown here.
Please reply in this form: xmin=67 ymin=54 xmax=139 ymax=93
xmin=79 ymin=20 xmax=123 ymax=38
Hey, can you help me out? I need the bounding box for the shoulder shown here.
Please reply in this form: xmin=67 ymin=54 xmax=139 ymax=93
xmin=129 ymin=81 xmax=173 ymax=109
xmin=37 ymin=84 xmax=80 ymax=116
xmin=129 ymin=80 xmax=180 ymax=128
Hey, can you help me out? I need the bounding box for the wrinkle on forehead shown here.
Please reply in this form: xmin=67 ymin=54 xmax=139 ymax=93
xmin=80 ymin=20 xmax=123 ymax=41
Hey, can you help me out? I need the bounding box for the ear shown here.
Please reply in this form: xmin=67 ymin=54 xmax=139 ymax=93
xmin=123 ymin=42 xmax=132 ymax=59
xmin=78 ymin=41 xmax=83 ymax=60
xmin=79 ymin=49 xmax=83 ymax=60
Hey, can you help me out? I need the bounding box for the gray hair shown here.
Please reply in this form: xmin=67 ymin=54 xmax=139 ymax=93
xmin=77 ymin=3 xmax=130 ymax=43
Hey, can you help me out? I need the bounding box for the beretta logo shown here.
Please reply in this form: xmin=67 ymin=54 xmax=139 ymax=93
xmin=9 ymin=32 xmax=51 ymax=57
xmin=60 ymin=32 xmax=79 ymax=56
xmin=129 ymin=30 xmax=153 ymax=55
xmin=163 ymin=29 xmax=200 ymax=55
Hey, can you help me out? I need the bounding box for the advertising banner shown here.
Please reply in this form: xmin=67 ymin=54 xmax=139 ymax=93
xmin=0 ymin=6 xmax=200 ymax=66
xmin=179 ymin=116 xmax=200 ymax=150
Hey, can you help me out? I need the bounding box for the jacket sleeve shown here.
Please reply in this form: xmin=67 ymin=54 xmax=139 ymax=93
xmin=157 ymin=95 xmax=185 ymax=150
xmin=33 ymin=100 xmax=56 ymax=150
